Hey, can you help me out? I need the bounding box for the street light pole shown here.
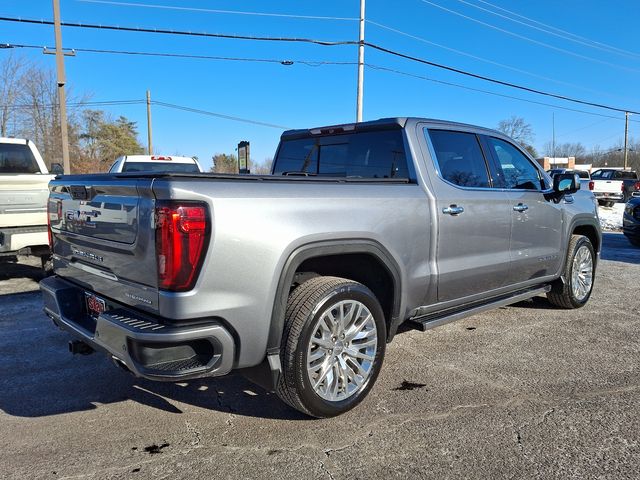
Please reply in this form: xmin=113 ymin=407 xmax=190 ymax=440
xmin=52 ymin=0 xmax=71 ymax=174
xmin=356 ymin=0 xmax=365 ymax=123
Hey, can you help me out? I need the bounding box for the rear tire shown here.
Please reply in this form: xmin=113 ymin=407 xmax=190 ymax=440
xmin=547 ymin=235 xmax=595 ymax=309
xmin=276 ymin=276 xmax=386 ymax=418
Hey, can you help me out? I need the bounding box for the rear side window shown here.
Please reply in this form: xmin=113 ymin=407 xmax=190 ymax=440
xmin=122 ymin=162 xmax=200 ymax=173
xmin=0 ymin=143 xmax=39 ymax=174
xmin=486 ymin=137 xmax=542 ymax=190
xmin=427 ymin=130 xmax=490 ymax=188
xmin=273 ymin=130 xmax=409 ymax=179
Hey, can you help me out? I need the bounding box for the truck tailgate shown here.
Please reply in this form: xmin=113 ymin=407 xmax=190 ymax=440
xmin=592 ymin=179 xmax=622 ymax=193
xmin=49 ymin=176 xmax=160 ymax=313
xmin=0 ymin=174 xmax=53 ymax=228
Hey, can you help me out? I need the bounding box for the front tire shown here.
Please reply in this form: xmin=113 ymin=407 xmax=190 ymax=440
xmin=276 ymin=276 xmax=386 ymax=418
xmin=547 ymin=235 xmax=596 ymax=309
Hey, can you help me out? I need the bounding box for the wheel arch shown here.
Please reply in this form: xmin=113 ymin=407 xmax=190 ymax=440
xmin=267 ymin=239 xmax=403 ymax=359
xmin=571 ymin=222 xmax=601 ymax=256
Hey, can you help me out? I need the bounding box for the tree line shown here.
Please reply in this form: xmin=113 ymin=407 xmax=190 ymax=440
xmin=1 ymin=54 xmax=144 ymax=173
xmin=497 ymin=115 xmax=639 ymax=171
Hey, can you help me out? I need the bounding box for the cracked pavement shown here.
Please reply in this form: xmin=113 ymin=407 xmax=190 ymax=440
xmin=1 ymin=233 xmax=639 ymax=479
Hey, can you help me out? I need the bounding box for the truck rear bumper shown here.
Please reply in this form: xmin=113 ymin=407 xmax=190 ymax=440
xmin=40 ymin=275 xmax=235 ymax=381
xmin=593 ymin=192 xmax=623 ymax=201
xmin=0 ymin=225 xmax=49 ymax=254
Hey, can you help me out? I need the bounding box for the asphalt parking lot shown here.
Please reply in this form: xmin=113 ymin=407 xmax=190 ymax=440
xmin=1 ymin=232 xmax=639 ymax=479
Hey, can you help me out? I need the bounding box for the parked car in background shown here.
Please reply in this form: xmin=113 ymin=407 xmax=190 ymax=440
xmin=41 ymin=117 xmax=601 ymax=418
xmin=623 ymin=197 xmax=640 ymax=247
xmin=108 ymin=155 xmax=204 ymax=173
xmin=0 ymin=137 xmax=55 ymax=270
xmin=547 ymin=168 xmax=591 ymax=191
xmin=590 ymin=168 xmax=639 ymax=206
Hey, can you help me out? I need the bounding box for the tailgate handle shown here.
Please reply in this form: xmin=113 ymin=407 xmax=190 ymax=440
xmin=69 ymin=261 xmax=118 ymax=281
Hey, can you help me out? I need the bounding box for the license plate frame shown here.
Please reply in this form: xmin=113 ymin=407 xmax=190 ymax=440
xmin=85 ymin=292 xmax=106 ymax=318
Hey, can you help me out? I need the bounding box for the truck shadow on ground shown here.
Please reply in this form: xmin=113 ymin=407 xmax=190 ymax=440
xmin=0 ymin=355 xmax=308 ymax=421
xmin=0 ymin=257 xmax=45 ymax=281
xmin=0 ymin=322 xmax=307 ymax=420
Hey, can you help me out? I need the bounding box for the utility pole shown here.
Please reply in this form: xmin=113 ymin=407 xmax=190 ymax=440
xmin=623 ymin=111 xmax=629 ymax=170
xmin=51 ymin=0 xmax=71 ymax=173
xmin=552 ymin=112 xmax=556 ymax=160
xmin=356 ymin=0 xmax=365 ymax=123
xmin=146 ymin=90 xmax=153 ymax=155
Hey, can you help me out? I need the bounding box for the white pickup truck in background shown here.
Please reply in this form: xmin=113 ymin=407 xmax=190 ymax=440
xmin=590 ymin=168 xmax=640 ymax=206
xmin=0 ymin=137 xmax=55 ymax=268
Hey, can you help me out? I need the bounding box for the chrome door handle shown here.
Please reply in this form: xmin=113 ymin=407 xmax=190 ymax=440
xmin=513 ymin=203 xmax=529 ymax=212
xmin=442 ymin=205 xmax=464 ymax=215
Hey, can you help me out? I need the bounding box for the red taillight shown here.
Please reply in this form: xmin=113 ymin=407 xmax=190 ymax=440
xmin=47 ymin=199 xmax=61 ymax=248
xmin=151 ymin=156 xmax=172 ymax=161
xmin=589 ymin=181 xmax=594 ymax=191
xmin=155 ymin=202 xmax=209 ymax=291
xmin=634 ymin=181 xmax=640 ymax=191
xmin=622 ymin=182 xmax=626 ymax=192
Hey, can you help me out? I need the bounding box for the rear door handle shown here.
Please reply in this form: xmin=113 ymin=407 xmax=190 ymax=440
xmin=442 ymin=205 xmax=464 ymax=215
xmin=513 ymin=203 xmax=529 ymax=212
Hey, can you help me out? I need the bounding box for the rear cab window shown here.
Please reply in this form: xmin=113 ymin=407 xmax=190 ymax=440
xmin=0 ymin=143 xmax=40 ymax=174
xmin=122 ymin=162 xmax=200 ymax=173
xmin=591 ymin=170 xmax=612 ymax=179
xmin=273 ymin=129 xmax=410 ymax=179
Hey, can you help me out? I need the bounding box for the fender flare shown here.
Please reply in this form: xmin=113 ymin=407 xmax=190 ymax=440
xmin=266 ymin=239 xmax=403 ymax=360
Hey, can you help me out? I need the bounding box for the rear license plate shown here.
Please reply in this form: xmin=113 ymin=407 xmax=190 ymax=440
xmin=85 ymin=292 xmax=106 ymax=317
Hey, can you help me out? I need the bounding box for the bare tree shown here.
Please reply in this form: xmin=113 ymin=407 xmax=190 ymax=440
xmin=252 ymin=157 xmax=273 ymax=175
xmin=497 ymin=116 xmax=536 ymax=156
xmin=543 ymin=141 xmax=586 ymax=158
xmin=0 ymin=53 xmax=30 ymax=137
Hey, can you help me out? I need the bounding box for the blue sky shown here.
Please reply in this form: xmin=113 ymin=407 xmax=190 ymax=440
xmin=2 ymin=0 xmax=640 ymax=169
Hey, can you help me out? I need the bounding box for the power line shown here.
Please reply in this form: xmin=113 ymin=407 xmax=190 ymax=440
xmin=474 ymin=0 xmax=640 ymax=60
xmin=366 ymin=19 xmax=620 ymax=101
xmin=365 ymin=64 xmax=631 ymax=121
xmin=555 ymin=118 xmax=615 ymax=139
xmin=0 ymin=99 xmax=145 ymax=109
xmin=4 ymin=16 xmax=640 ymax=117
xmin=453 ymin=0 xmax=640 ymax=61
xmin=6 ymin=43 xmax=357 ymax=67
xmin=419 ymin=0 xmax=640 ymax=75
xmin=0 ymin=17 xmax=357 ymax=46
xmin=365 ymin=42 xmax=640 ymax=115
xmin=152 ymin=101 xmax=291 ymax=129
xmin=77 ymin=0 xmax=359 ymax=21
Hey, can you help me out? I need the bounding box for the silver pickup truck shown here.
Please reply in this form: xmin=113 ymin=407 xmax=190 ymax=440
xmin=40 ymin=118 xmax=601 ymax=417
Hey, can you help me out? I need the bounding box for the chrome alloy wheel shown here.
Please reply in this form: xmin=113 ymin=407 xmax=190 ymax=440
xmin=571 ymin=245 xmax=594 ymax=302
xmin=306 ymin=299 xmax=378 ymax=402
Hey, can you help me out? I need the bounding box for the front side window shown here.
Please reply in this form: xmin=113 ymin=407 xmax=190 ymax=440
xmin=427 ymin=129 xmax=490 ymax=188
xmin=273 ymin=130 xmax=409 ymax=179
xmin=486 ymin=137 xmax=542 ymax=190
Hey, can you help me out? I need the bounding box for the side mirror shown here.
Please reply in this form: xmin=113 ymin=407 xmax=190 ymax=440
xmin=553 ymin=172 xmax=580 ymax=194
xmin=50 ymin=163 xmax=64 ymax=175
